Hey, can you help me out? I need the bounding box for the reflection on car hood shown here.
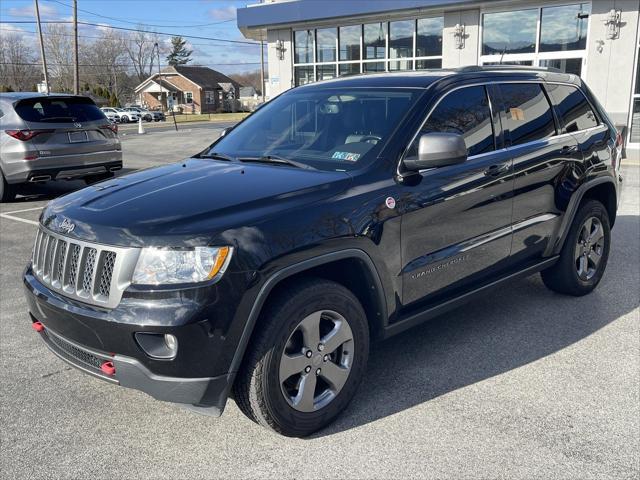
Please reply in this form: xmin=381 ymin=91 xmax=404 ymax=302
xmin=41 ymin=158 xmax=352 ymax=247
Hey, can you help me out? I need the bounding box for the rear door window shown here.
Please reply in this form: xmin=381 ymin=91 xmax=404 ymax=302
xmin=545 ymin=83 xmax=598 ymax=132
xmin=499 ymin=83 xmax=556 ymax=146
xmin=14 ymin=97 xmax=106 ymax=123
xmin=407 ymin=85 xmax=496 ymax=158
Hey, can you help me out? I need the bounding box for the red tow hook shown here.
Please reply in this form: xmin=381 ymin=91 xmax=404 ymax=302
xmin=32 ymin=321 xmax=45 ymax=332
xmin=100 ymin=361 xmax=116 ymax=376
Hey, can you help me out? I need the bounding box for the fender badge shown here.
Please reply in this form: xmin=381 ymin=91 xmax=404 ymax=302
xmin=385 ymin=196 xmax=396 ymax=209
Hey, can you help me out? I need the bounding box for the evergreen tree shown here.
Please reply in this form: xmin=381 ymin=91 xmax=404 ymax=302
xmin=166 ymin=36 xmax=192 ymax=66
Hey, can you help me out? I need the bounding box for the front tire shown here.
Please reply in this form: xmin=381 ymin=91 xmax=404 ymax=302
xmin=541 ymin=199 xmax=611 ymax=296
xmin=121 ymin=115 xmax=129 ymax=123
xmin=233 ymin=278 xmax=369 ymax=437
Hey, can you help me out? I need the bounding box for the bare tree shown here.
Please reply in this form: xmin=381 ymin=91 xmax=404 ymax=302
xmin=0 ymin=33 xmax=40 ymax=91
xmin=125 ymin=27 xmax=163 ymax=83
xmin=229 ymin=70 xmax=264 ymax=94
xmin=83 ymin=29 xmax=128 ymax=99
xmin=44 ymin=23 xmax=74 ymax=92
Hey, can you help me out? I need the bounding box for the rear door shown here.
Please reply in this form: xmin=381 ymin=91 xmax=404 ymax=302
xmin=496 ymin=82 xmax=581 ymax=262
xmin=15 ymin=96 xmax=118 ymax=159
xmin=400 ymin=84 xmax=514 ymax=307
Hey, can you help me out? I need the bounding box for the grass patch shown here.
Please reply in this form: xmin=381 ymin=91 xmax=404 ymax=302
xmin=169 ymin=112 xmax=250 ymax=123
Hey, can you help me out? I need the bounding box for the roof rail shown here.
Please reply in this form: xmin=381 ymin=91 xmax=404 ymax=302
xmin=456 ymin=65 xmax=564 ymax=74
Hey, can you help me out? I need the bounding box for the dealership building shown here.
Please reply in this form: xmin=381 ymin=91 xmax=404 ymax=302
xmin=237 ymin=0 xmax=640 ymax=152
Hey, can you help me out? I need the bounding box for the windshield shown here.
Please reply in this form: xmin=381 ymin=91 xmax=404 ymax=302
xmin=15 ymin=96 xmax=106 ymax=123
xmin=207 ymin=88 xmax=420 ymax=171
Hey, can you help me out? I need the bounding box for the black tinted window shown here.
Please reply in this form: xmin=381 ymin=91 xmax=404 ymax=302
xmin=15 ymin=97 xmax=106 ymax=123
xmin=408 ymin=85 xmax=495 ymax=158
xmin=546 ymin=84 xmax=598 ymax=132
xmin=500 ymin=83 xmax=556 ymax=146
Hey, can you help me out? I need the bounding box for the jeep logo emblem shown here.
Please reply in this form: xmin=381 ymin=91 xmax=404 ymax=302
xmin=59 ymin=218 xmax=76 ymax=234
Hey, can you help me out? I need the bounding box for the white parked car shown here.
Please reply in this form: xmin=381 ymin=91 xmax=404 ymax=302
xmin=115 ymin=108 xmax=139 ymax=123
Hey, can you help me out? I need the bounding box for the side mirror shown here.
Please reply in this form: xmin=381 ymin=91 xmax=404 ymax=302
xmin=219 ymin=127 xmax=233 ymax=138
xmin=403 ymin=132 xmax=468 ymax=171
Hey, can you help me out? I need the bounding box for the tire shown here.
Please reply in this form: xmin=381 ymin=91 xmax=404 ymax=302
xmin=0 ymin=171 xmax=16 ymax=203
xmin=233 ymin=278 xmax=369 ymax=437
xmin=121 ymin=115 xmax=129 ymax=123
xmin=541 ymin=199 xmax=611 ymax=296
xmin=145 ymin=115 xmax=152 ymax=122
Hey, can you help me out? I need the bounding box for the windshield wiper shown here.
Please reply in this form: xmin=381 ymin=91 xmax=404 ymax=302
xmin=194 ymin=151 xmax=235 ymax=162
xmin=237 ymin=155 xmax=316 ymax=170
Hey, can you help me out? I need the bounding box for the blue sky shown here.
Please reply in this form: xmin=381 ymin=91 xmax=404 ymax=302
xmin=0 ymin=0 xmax=263 ymax=74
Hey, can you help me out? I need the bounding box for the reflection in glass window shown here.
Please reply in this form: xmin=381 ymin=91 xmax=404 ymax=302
xmin=317 ymin=64 xmax=336 ymax=81
xmin=408 ymin=86 xmax=495 ymax=158
xmin=483 ymin=61 xmax=533 ymax=66
xmin=636 ymin=53 xmax=640 ymax=95
xmin=540 ymin=3 xmax=590 ymax=52
xmin=364 ymin=22 xmax=386 ymax=60
xmin=539 ymin=58 xmax=582 ymax=76
xmin=339 ymin=25 xmax=361 ymax=61
xmin=500 ymin=83 xmax=556 ymax=146
xmin=416 ymin=58 xmax=442 ymax=69
xmin=389 ymin=20 xmax=414 ymax=61
xmin=364 ymin=62 xmax=386 ymax=72
xmin=482 ymin=10 xmax=538 ymax=55
xmin=316 ymin=28 xmax=337 ymax=63
xmin=546 ymin=84 xmax=598 ymax=132
xmin=339 ymin=63 xmax=361 ymax=76
xmin=631 ymin=99 xmax=640 ymax=143
xmin=294 ymin=66 xmax=314 ymax=86
xmin=294 ymin=30 xmax=314 ymax=63
xmin=416 ymin=17 xmax=443 ymax=57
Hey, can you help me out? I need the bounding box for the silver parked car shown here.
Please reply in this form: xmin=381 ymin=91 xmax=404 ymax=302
xmin=0 ymin=93 xmax=122 ymax=202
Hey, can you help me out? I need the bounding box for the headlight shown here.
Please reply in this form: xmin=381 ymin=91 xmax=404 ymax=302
xmin=132 ymin=246 xmax=232 ymax=285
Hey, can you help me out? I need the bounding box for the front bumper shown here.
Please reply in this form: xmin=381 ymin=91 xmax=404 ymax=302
xmin=34 ymin=322 xmax=230 ymax=413
xmin=23 ymin=267 xmax=251 ymax=414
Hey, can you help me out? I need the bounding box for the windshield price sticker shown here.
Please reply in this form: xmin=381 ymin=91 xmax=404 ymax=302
xmin=332 ymin=151 xmax=361 ymax=161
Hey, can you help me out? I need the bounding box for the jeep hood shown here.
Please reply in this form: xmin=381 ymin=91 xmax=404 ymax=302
xmin=40 ymin=158 xmax=352 ymax=247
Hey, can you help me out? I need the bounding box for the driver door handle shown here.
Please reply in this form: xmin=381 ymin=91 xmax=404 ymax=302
xmin=484 ymin=163 xmax=509 ymax=177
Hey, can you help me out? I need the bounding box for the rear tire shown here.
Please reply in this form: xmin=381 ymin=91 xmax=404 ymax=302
xmin=121 ymin=115 xmax=129 ymax=123
xmin=541 ymin=199 xmax=611 ymax=296
xmin=233 ymin=278 xmax=369 ymax=437
xmin=0 ymin=171 xmax=16 ymax=203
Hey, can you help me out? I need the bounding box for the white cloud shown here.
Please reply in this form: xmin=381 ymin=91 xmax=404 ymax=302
xmin=208 ymin=6 xmax=236 ymax=21
xmin=8 ymin=3 xmax=58 ymax=19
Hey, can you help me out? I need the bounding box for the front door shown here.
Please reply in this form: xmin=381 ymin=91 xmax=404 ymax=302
xmin=400 ymin=84 xmax=514 ymax=307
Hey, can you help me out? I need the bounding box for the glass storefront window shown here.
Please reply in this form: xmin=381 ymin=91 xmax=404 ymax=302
xmin=294 ymin=66 xmax=314 ymax=86
xmin=294 ymin=30 xmax=314 ymax=64
xmin=339 ymin=25 xmax=361 ymax=61
xmin=482 ymin=9 xmax=538 ymax=55
xmin=389 ymin=20 xmax=414 ymax=62
xmin=416 ymin=59 xmax=442 ymax=69
xmin=539 ymin=58 xmax=582 ymax=76
xmin=484 ymin=61 xmax=533 ymax=66
xmin=364 ymin=62 xmax=385 ymax=72
xmin=364 ymin=22 xmax=386 ymax=60
xmin=316 ymin=28 xmax=337 ymax=63
xmin=416 ymin=17 xmax=443 ymax=57
xmin=317 ymin=64 xmax=336 ymax=80
xmin=539 ymin=3 xmax=590 ymax=52
xmin=632 ymin=99 xmax=640 ymax=144
xmin=339 ymin=63 xmax=361 ymax=76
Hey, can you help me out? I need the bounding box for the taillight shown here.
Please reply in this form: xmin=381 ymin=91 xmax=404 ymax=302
xmin=100 ymin=123 xmax=118 ymax=134
xmin=5 ymin=129 xmax=53 ymax=141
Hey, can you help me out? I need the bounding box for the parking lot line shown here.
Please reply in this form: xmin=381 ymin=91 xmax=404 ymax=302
xmin=2 ymin=206 xmax=44 ymax=214
xmin=0 ymin=211 xmax=39 ymax=226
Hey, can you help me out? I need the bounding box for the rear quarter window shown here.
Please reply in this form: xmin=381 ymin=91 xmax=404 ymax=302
xmin=545 ymin=83 xmax=598 ymax=132
xmin=14 ymin=97 xmax=106 ymax=123
xmin=499 ymin=83 xmax=557 ymax=146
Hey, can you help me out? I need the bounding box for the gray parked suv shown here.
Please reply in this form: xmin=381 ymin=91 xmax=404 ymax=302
xmin=0 ymin=93 xmax=122 ymax=202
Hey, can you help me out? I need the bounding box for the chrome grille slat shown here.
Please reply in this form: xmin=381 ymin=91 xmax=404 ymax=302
xmin=31 ymin=226 xmax=138 ymax=309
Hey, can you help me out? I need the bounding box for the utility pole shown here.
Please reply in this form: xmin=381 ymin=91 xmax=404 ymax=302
xmin=34 ymin=0 xmax=50 ymax=94
xmin=260 ymin=39 xmax=265 ymax=102
xmin=154 ymin=43 xmax=164 ymax=113
xmin=73 ymin=0 xmax=79 ymax=94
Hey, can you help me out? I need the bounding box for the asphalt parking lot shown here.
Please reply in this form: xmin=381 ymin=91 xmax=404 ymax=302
xmin=1 ymin=127 xmax=638 ymax=479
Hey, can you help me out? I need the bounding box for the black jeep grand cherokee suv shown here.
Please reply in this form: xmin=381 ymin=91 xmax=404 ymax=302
xmin=24 ymin=67 xmax=622 ymax=436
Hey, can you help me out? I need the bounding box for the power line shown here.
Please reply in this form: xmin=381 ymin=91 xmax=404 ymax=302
xmin=0 ymin=26 xmax=260 ymax=48
xmin=42 ymin=0 xmax=236 ymax=28
xmin=3 ymin=20 xmax=259 ymax=45
xmin=0 ymin=61 xmax=262 ymax=67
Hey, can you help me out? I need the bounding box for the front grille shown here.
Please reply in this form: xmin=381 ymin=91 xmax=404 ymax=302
xmin=31 ymin=227 xmax=138 ymax=309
